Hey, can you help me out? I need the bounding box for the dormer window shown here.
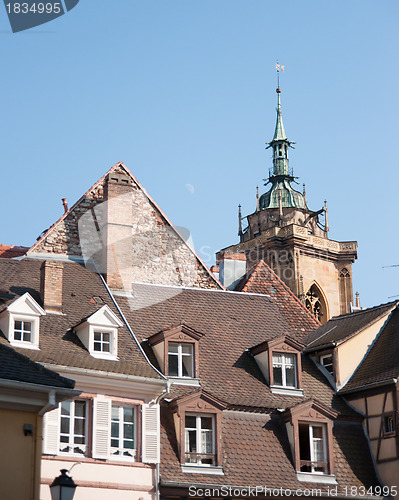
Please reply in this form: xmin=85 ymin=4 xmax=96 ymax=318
xmin=319 ymin=354 xmax=333 ymax=375
xmin=74 ymin=305 xmax=123 ymax=360
xmin=168 ymin=342 xmax=194 ymax=378
xmin=0 ymin=292 xmax=46 ymax=350
xmin=170 ymin=390 xmax=226 ymax=474
xmin=250 ymin=335 xmax=304 ymax=396
xmin=148 ymin=324 xmax=203 ymax=383
xmin=283 ymin=400 xmax=338 ymax=484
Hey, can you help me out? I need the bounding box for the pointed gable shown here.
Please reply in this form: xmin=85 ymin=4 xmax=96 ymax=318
xmin=28 ymin=162 xmax=222 ymax=290
xmin=236 ymin=260 xmax=320 ymax=338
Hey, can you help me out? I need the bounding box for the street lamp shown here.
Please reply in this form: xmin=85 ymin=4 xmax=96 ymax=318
xmin=50 ymin=469 xmax=77 ymax=500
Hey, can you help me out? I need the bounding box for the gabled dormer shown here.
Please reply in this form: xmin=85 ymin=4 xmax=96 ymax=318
xmin=0 ymin=292 xmax=46 ymax=350
xmin=147 ymin=324 xmax=203 ymax=384
xmin=74 ymin=305 xmax=123 ymax=360
xmin=250 ymin=335 xmax=305 ymax=396
xmin=283 ymin=399 xmax=338 ymax=484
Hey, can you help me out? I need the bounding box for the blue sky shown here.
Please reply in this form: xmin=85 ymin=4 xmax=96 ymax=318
xmin=0 ymin=0 xmax=398 ymax=308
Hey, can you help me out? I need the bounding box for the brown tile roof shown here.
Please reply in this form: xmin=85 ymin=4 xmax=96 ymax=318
xmin=304 ymin=301 xmax=397 ymax=351
xmin=0 ymin=342 xmax=75 ymax=388
xmin=0 ymin=258 xmax=162 ymax=380
xmin=121 ymin=283 xmax=353 ymax=415
xmin=235 ymin=260 xmax=320 ymax=336
xmin=159 ymin=405 xmax=380 ymax=492
xmin=341 ymin=306 xmax=399 ymax=392
xmin=0 ymin=244 xmax=28 ymax=259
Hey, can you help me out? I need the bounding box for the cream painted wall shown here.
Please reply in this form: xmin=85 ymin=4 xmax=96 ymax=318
xmin=377 ymin=460 xmax=399 ymax=490
xmin=0 ymin=409 xmax=42 ymax=500
xmin=336 ymin=313 xmax=393 ymax=387
xmin=40 ymin=459 xmax=156 ymax=500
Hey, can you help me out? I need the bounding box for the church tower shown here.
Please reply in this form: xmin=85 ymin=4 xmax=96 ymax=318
xmin=216 ymin=86 xmax=357 ymax=323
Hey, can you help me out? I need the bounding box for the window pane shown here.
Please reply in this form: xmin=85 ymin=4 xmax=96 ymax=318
xmin=123 ymin=440 xmax=134 ymax=449
xmin=112 ymin=407 xmax=119 ymax=421
xmin=74 ymin=418 xmax=84 ymax=436
xmin=285 ymin=365 xmax=296 ymax=387
xmin=102 ymin=342 xmax=110 ymax=353
xmin=111 ymin=422 xmax=119 ymax=438
xmin=75 ymin=401 xmax=86 ymax=417
xmin=124 ymin=407 xmax=134 ymax=422
xmin=182 ymin=354 xmax=193 ymax=377
xmin=273 ymin=353 xmax=282 ymax=365
xmin=24 ymin=322 xmax=32 ymax=332
xmin=15 ymin=321 xmax=22 ymax=330
xmin=273 ymin=366 xmax=283 ymax=386
xmin=312 ymin=426 xmax=323 ymax=439
xmin=181 ymin=344 xmax=193 ymax=355
xmin=124 ymin=423 xmax=134 ymax=439
xmin=185 ymin=416 xmax=196 ymax=428
xmin=61 ymin=401 xmax=71 ymax=416
xmin=187 ymin=430 xmax=197 ymax=452
xmin=168 ymin=354 xmax=178 ymax=376
xmin=60 ymin=418 xmax=69 ymax=434
xmin=168 ymin=343 xmax=179 ymax=353
xmin=94 ymin=332 xmax=101 ymax=341
xmin=201 ymin=430 xmax=212 ymax=453
xmin=201 ymin=417 xmax=213 ymax=430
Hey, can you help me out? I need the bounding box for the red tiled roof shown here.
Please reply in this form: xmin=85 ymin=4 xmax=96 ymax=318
xmin=0 ymin=244 xmax=28 ymax=258
xmin=236 ymin=260 xmax=320 ymax=336
xmin=160 ymin=406 xmax=379 ymax=493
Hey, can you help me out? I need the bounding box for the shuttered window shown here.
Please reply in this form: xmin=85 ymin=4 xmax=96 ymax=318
xmin=142 ymin=403 xmax=160 ymax=463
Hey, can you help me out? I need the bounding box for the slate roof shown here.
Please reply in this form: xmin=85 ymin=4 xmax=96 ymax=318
xmin=341 ymin=306 xmax=399 ymax=393
xmin=0 ymin=258 xmax=162 ymax=380
xmin=160 ymin=407 xmax=379 ymax=493
xmin=303 ymin=301 xmax=397 ymax=351
xmin=0 ymin=342 xmax=75 ymax=389
xmin=236 ymin=260 xmax=320 ymax=336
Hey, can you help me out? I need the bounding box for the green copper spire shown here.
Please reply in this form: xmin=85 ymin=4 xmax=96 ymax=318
xmin=272 ymin=89 xmax=287 ymax=141
xmin=259 ymin=87 xmax=308 ymax=211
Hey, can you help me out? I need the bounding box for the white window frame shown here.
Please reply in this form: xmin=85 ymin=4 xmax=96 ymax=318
xmin=168 ymin=342 xmax=194 ymax=378
xmin=185 ymin=413 xmax=215 ymax=466
xmin=320 ymin=354 xmax=333 ymax=375
xmin=110 ymin=405 xmax=137 ymax=460
xmin=9 ymin=314 xmax=40 ymax=349
xmin=59 ymin=399 xmax=88 ymax=457
xmin=89 ymin=325 xmax=117 ymax=359
xmin=272 ymin=352 xmax=297 ymax=388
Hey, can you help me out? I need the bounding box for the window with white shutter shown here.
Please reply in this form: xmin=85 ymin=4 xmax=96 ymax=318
xmin=43 ymin=406 xmax=60 ymax=455
xmin=142 ymin=403 xmax=160 ymax=463
xmin=92 ymin=398 xmax=112 ymax=459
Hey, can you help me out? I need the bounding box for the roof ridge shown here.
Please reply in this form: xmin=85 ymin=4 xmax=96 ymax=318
xmin=329 ymin=300 xmax=398 ymax=322
xmin=242 ymin=260 xmax=320 ymax=325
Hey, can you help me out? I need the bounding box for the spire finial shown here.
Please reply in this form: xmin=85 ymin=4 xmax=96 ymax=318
xmin=324 ymin=200 xmax=329 ymax=233
xmin=256 ymin=186 xmax=260 ymax=212
xmin=238 ymin=204 xmax=243 ymax=237
xmin=275 ymin=62 xmax=284 ymax=97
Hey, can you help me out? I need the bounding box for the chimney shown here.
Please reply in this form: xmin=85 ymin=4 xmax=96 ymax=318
xmin=103 ymin=172 xmax=134 ymax=291
xmin=210 ymin=265 xmax=219 ymax=282
xmin=219 ymin=252 xmax=247 ymax=290
xmin=40 ymin=261 xmax=63 ymax=313
xmin=62 ymin=198 xmax=68 ymax=213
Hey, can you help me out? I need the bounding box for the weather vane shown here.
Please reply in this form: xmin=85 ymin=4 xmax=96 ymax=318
xmin=276 ymin=62 xmax=285 ymax=88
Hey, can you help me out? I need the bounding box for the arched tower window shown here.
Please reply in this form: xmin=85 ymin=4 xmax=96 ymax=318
xmin=339 ymin=268 xmax=351 ymax=315
xmin=305 ymin=285 xmax=327 ymax=323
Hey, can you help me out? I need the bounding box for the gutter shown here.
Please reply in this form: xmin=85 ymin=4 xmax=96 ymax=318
xmin=0 ymin=378 xmax=79 ymax=396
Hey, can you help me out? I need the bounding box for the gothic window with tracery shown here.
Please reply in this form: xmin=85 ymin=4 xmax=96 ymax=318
xmin=305 ymin=285 xmax=325 ymax=322
xmin=339 ymin=268 xmax=351 ymax=315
